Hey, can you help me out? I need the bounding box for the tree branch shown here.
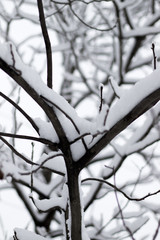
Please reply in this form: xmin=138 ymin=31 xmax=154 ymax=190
xmin=0 ymin=58 xmax=70 ymax=155
xmin=0 ymin=91 xmax=39 ymax=134
xmin=0 ymin=131 xmax=58 ymax=149
xmin=77 ymin=86 xmax=160 ymax=169
xmin=82 ymin=177 xmax=160 ymax=202
xmin=37 ymin=0 xmax=53 ymax=89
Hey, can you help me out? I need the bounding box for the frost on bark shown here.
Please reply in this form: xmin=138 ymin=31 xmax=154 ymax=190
xmin=0 ymin=1 xmax=160 ymax=240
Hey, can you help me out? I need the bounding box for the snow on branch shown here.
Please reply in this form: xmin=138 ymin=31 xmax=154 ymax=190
xmin=1 ymin=41 xmax=160 ymax=166
xmin=29 ymin=184 xmax=67 ymax=212
xmin=1 ymin=161 xmax=52 ymax=196
xmin=0 ymin=42 xmax=93 ymax=145
xmin=123 ymin=27 xmax=160 ymax=38
xmin=77 ymin=69 xmax=160 ymax=168
xmin=14 ymin=228 xmax=51 ymax=240
xmin=106 ymin=69 xmax=160 ymax=130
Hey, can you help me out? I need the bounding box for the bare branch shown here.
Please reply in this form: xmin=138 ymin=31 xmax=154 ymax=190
xmin=68 ymin=0 xmax=116 ymax=32
xmin=77 ymin=86 xmax=160 ymax=169
xmin=0 ymin=92 xmax=39 ymax=134
xmin=99 ymin=84 xmax=103 ymax=113
xmin=82 ymin=177 xmax=160 ymax=202
xmin=153 ymin=219 xmax=160 ymax=240
xmin=37 ymin=0 xmax=53 ymax=88
xmin=0 ymin=131 xmax=58 ymax=149
xmin=113 ymin=174 xmax=136 ymax=240
xmin=20 ymin=152 xmax=65 ymax=176
xmin=151 ymin=43 xmax=157 ymax=70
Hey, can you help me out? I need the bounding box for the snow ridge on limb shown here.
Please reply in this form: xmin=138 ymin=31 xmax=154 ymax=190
xmin=0 ymin=42 xmax=91 ymax=158
xmin=0 ymin=42 xmax=92 ymax=141
xmin=77 ymin=69 xmax=160 ymax=168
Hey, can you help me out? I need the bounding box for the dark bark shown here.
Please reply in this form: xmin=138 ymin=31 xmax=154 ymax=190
xmin=37 ymin=0 xmax=53 ymax=89
xmin=77 ymin=87 xmax=160 ymax=169
xmin=67 ymin=166 xmax=82 ymax=240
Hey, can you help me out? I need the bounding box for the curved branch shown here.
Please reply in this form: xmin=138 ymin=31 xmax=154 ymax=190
xmin=68 ymin=1 xmax=116 ymax=32
xmin=82 ymin=177 xmax=160 ymax=201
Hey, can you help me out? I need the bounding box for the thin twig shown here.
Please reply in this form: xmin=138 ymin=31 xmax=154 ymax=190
xmin=103 ymin=108 xmax=109 ymax=126
xmin=20 ymin=153 xmax=65 ymax=176
xmin=41 ymin=95 xmax=80 ymax=133
xmin=99 ymin=84 xmax=103 ymax=113
xmin=113 ymin=174 xmax=135 ymax=240
xmin=13 ymin=231 xmax=19 ymax=240
xmin=82 ymin=177 xmax=160 ymax=202
xmin=9 ymin=44 xmax=22 ymax=75
xmin=109 ymin=77 xmax=120 ymax=99
xmin=11 ymin=88 xmax=21 ymax=164
xmin=0 ymin=131 xmax=58 ymax=148
xmin=153 ymin=219 xmax=160 ymax=240
xmin=68 ymin=0 xmax=116 ymax=32
xmin=151 ymin=43 xmax=157 ymax=70
xmin=30 ymin=142 xmax=34 ymax=194
xmin=0 ymin=92 xmax=39 ymax=133
xmin=0 ymin=136 xmax=35 ymax=165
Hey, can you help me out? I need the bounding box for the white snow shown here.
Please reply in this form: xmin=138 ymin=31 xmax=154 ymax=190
xmin=123 ymin=27 xmax=160 ymax=38
xmin=13 ymin=228 xmax=51 ymax=240
xmin=33 ymin=193 xmax=66 ymax=212
xmin=1 ymin=160 xmax=54 ymax=196
xmin=0 ymin=42 xmax=94 ymax=143
xmin=34 ymin=118 xmax=59 ymax=143
xmin=109 ymin=76 xmax=122 ymax=98
xmin=0 ymin=41 xmax=160 ymax=164
xmin=106 ymin=69 xmax=160 ymax=130
xmin=126 ymin=129 xmax=159 ymax=154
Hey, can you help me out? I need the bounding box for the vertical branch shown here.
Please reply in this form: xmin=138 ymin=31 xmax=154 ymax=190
xmin=151 ymin=0 xmax=155 ymax=14
xmin=151 ymin=43 xmax=157 ymax=70
xmin=37 ymin=0 xmax=53 ymax=89
xmin=113 ymin=2 xmax=123 ymax=83
xmin=64 ymin=202 xmax=70 ymax=240
xmin=30 ymin=142 xmax=34 ymax=194
xmin=99 ymin=84 xmax=103 ymax=113
xmin=11 ymin=87 xmax=21 ymax=164
xmin=67 ymin=167 xmax=82 ymax=240
xmin=114 ymin=174 xmax=135 ymax=240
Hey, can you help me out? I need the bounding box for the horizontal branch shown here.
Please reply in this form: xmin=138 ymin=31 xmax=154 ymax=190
xmin=0 ymin=131 xmax=58 ymax=149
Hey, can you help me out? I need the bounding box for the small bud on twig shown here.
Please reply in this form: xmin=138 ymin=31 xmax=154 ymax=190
xmin=99 ymin=83 xmax=104 ymax=113
xmin=151 ymin=43 xmax=157 ymax=70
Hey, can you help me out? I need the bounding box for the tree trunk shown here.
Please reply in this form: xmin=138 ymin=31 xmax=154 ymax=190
xmin=67 ymin=167 xmax=82 ymax=240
